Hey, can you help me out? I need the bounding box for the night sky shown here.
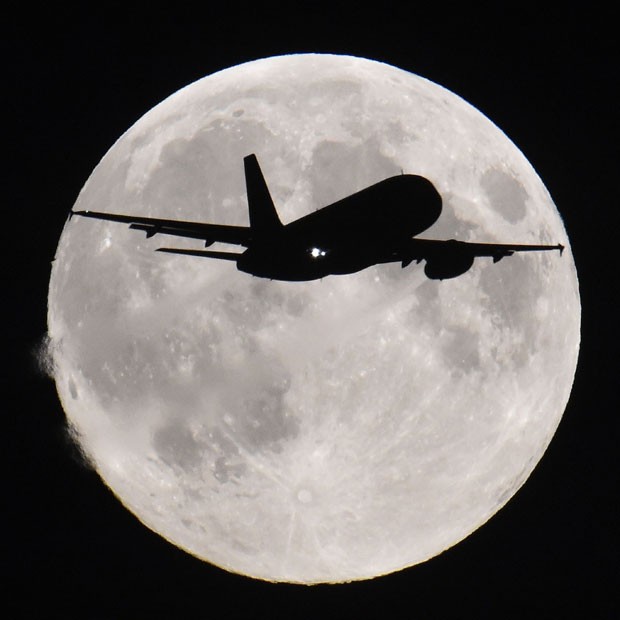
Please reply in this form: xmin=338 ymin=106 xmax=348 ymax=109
xmin=7 ymin=5 xmax=616 ymax=618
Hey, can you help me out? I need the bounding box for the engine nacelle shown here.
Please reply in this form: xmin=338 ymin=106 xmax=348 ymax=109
xmin=423 ymin=252 xmax=475 ymax=280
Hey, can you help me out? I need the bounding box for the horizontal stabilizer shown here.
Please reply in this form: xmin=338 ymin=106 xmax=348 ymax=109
xmin=156 ymin=248 xmax=242 ymax=261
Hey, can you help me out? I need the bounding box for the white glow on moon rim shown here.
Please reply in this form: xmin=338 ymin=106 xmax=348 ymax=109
xmin=47 ymin=54 xmax=580 ymax=583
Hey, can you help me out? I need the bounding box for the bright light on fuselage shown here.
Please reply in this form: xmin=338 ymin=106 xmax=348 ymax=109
xmin=310 ymin=247 xmax=327 ymax=258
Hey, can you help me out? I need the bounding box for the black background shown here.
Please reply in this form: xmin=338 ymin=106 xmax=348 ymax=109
xmin=6 ymin=4 xmax=617 ymax=618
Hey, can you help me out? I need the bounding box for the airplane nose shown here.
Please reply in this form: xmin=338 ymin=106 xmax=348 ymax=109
xmin=405 ymin=174 xmax=442 ymax=229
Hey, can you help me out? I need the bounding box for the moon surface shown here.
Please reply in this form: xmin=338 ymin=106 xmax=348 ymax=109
xmin=47 ymin=54 xmax=580 ymax=583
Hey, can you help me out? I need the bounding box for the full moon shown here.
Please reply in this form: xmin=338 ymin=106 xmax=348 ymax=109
xmin=48 ymin=54 xmax=580 ymax=583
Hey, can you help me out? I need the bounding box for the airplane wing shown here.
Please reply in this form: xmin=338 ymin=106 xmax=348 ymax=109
xmin=405 ymin=238 xmax=564 ymax=262
xmin=71 ymin=210 xmax=252 ymax=247
xmin=401 ymin=238 xmax=564 ymax=279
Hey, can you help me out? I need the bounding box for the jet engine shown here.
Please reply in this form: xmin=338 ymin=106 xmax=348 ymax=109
xmin=423 ymin=252 xmax=475 ymax=280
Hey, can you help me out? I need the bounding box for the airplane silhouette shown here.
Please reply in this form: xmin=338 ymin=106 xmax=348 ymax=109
xmin=72 ymin=154 xmax=563 ymax=281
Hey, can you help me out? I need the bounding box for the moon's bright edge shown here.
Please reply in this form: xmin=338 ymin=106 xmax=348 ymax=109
xmin=47 ymin=54 xmax=580 ymax=583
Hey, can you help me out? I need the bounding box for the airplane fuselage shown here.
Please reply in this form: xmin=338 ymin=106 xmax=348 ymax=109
xmin=237 ymin=174 xmax=442 ymax=280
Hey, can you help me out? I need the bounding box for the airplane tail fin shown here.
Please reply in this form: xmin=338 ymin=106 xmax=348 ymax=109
xmin=244 ymin=154 xmax=283 ymax=237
